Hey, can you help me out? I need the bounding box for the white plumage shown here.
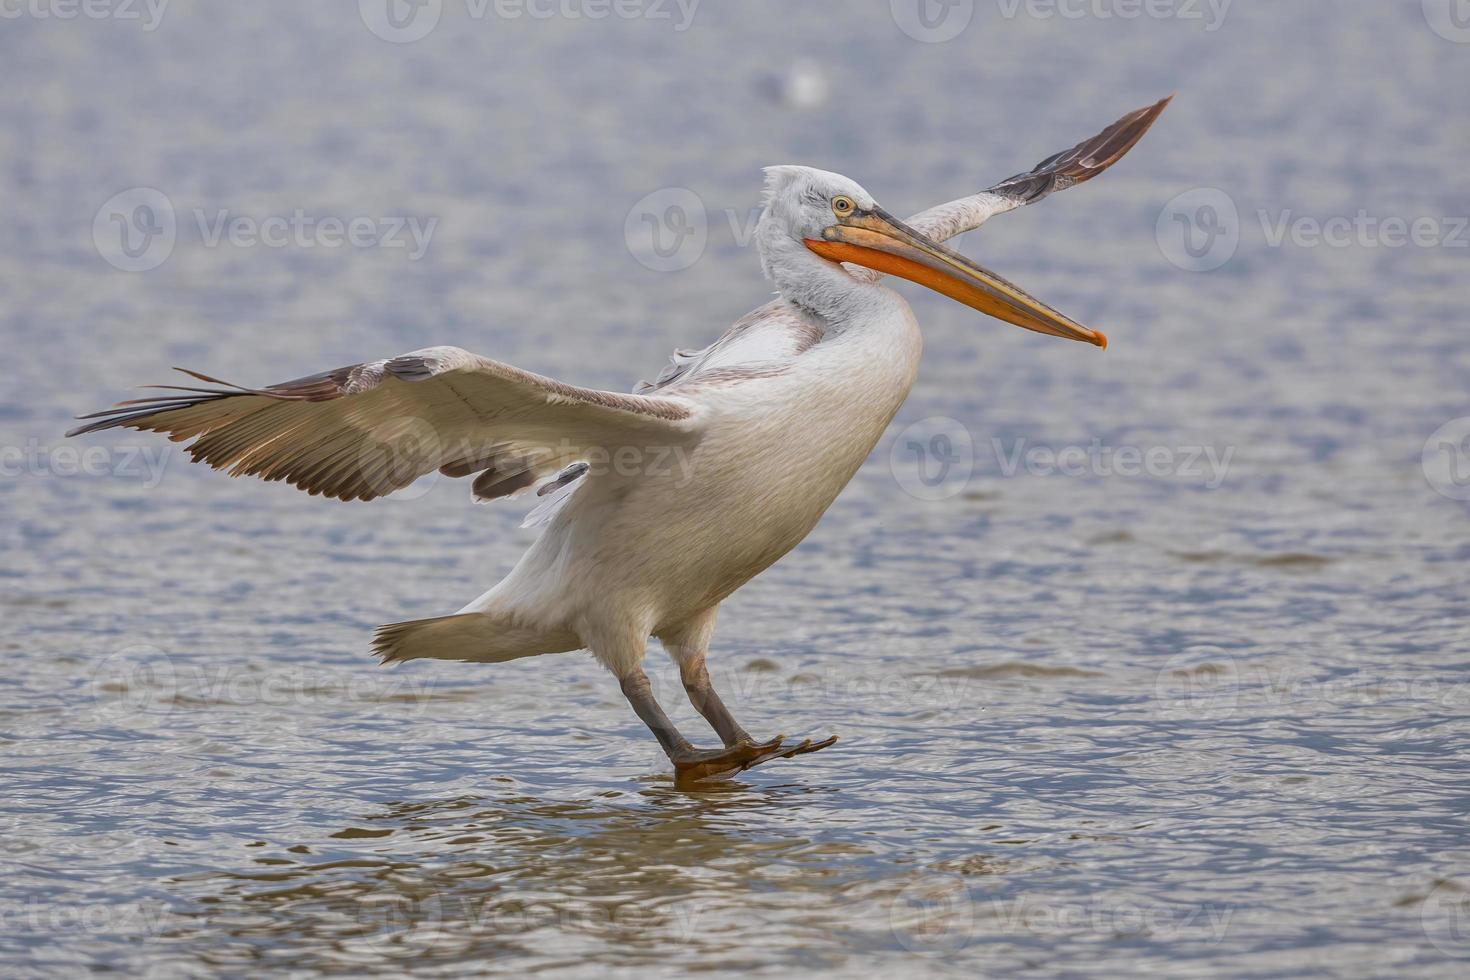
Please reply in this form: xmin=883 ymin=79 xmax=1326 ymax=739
xmin=69 ymin=98 xmax=1169 ymax=781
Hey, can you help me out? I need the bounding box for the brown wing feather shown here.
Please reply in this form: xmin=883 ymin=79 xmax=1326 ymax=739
xmin=985 ymin=95 xmax=1173 ymax=206
xmin=903 ymin=96 xmax=1172 ymax=244
xmin=68 ymin=347 xmax=695 ymax=502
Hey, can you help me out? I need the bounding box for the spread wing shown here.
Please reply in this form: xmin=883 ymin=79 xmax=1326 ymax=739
xmin=905 ymin=95 xmax=1172 ymax=243
xmin=68 ymin=346 xmax=698 ymax=502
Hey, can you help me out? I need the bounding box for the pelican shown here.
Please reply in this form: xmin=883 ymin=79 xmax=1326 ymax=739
xmin=70 ymin=98 xmax=1170 ymax=782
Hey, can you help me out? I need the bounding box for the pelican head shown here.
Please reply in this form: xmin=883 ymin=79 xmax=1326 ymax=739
xmin=757 ymin=165 xmax=1106 ymax=348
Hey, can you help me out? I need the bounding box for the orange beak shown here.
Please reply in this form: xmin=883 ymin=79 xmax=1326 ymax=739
xmin=805 ymin=207 xmax=1106 ymax=348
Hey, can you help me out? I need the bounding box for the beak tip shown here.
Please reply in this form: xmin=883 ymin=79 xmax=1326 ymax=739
xmin=1095 ymin=331 xmax=1108 ymax=350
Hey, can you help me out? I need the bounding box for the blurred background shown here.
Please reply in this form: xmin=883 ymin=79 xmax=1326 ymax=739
xmin=2 ymin=1 xmax=1468 ymax=976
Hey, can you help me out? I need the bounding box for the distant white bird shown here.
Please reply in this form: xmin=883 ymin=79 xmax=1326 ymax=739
xmin=777 ymin=58 xmax=830 ymax=109
xmin=70 ymin=98 xmax=1170 ymax=783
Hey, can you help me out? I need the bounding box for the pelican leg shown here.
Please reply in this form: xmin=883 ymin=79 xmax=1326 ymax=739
xmin=618 ymin=668 xmax=783 ymax=783
xmin=660 ymin=611 xmax=763 ymax=749
xmin=678 ymin=654 xmax=752 ymax=748
xmin=677 ymin=655 xmax=840 ymax=772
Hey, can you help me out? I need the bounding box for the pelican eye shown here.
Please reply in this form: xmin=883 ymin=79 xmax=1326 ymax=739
xmin=831 ymin=195 xmax=855 ymax=216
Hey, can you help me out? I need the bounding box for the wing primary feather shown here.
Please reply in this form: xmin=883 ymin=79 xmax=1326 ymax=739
xmin=986 ymin=95 xmax=1173 ymax=206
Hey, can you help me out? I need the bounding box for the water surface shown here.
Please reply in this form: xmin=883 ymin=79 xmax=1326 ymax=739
xmin=2 ymin=2 xmax=1469 ymax=976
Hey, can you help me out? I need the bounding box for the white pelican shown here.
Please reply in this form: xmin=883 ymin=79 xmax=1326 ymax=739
xmin=71 ymin=98 xmax=1170 ymax=782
